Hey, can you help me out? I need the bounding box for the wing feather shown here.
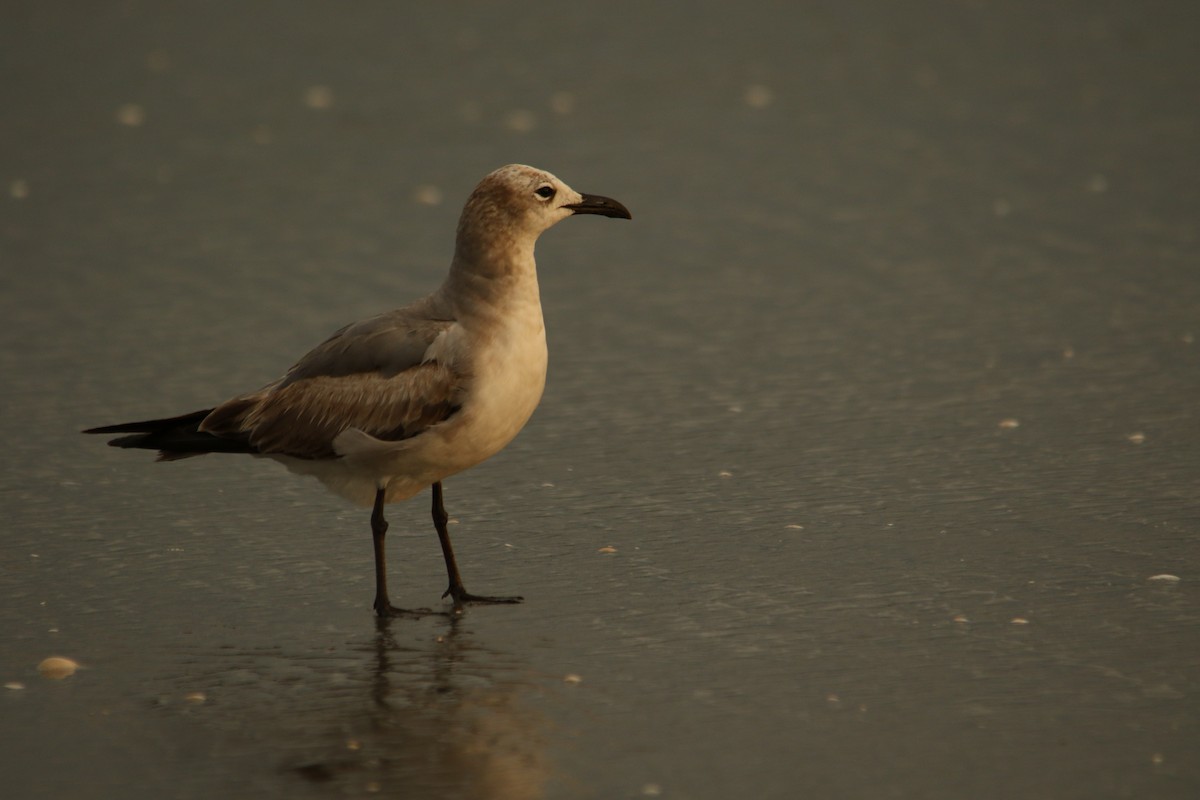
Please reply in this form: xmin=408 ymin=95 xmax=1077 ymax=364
xmin=199 ymin=296 xmax=465 ymax=460
xmin=202 ymin=362 xmax=465 ymax=460
xmin=281 ymin=300 xmax=453 ymax=386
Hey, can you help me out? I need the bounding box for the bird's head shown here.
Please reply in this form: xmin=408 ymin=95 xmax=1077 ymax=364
xmin=457 ymin=165 xmax=631 ymax=254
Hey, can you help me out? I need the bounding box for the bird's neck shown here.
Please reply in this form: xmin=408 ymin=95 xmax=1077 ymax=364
xmin=441 ymin=240 xmax=542 ymax=320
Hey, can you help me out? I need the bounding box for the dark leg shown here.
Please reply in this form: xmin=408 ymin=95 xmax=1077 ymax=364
xmin=371 ymin=487 xmax=438 ymax=618
xmin=432 ymin=481 xmax=523 ymax=605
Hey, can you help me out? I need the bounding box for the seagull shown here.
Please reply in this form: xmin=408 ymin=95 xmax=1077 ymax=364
xmin=84 ymin=164 xmax=631 ymax=617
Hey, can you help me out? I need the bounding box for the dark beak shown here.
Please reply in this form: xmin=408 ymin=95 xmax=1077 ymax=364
xmin=565 ymin=193 xmax=632 ymax=220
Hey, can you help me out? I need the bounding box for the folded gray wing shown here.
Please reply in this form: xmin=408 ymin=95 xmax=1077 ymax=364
xmin=201 ymin=302 xmax=464 ymax=459
xmin=281 ymin=301 xmax=454 ymax=385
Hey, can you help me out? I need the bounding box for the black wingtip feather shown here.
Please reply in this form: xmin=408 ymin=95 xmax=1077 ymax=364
xmin=83 ymin=409 xmax=214 ymax=436
xmin=83 ymin=408 xmax=258 ymax=459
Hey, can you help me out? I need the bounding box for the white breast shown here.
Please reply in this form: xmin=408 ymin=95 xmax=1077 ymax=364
xmin=456 ymin=299 xmax=548 ymax=460
xmin=368 ymin=293 xmax=547 ymax=493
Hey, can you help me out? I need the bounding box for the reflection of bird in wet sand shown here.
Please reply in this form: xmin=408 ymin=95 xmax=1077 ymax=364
xmin=362 ymin=617 xmax=551 ymax=799
xmin=287 ymin=619 xmax=552 ymax=798
xmin=84 ymin=165 xmax=630 ymax=615
xmin=178 ymin=619 xmax=553 ymax=798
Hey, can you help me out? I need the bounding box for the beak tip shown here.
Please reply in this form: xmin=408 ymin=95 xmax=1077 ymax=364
xmin=568 ymin=193 xmax=632 ymax=220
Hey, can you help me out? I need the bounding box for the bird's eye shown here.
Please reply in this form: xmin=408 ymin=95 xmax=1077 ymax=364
xmin=534 ymin=185 xmax=555 ymax=200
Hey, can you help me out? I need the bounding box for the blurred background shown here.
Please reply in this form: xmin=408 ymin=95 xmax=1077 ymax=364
xmin=2 ymin=2 xmax=1197 ymax=798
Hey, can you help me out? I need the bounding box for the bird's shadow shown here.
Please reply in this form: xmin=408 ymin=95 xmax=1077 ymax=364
xmin=165 ymin=615 xmax=554 ymax=798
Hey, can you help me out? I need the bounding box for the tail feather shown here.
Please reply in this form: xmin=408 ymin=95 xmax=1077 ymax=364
xmin=83 ymin=408 xmax=258 ymax=459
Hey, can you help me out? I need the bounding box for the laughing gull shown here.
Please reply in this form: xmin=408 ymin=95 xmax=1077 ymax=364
xmin=85 ymin=164 xmax=631 ymax=617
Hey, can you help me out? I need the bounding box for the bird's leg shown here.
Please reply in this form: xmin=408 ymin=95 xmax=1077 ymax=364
xmin=371 ymin=487 xmax=439 ymax=618
xmin=432 ymin=481 xmax=523 ymax=605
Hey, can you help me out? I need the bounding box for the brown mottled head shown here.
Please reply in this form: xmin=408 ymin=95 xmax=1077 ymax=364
xmin=454 ymin=165 xmax=630 ymax=270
